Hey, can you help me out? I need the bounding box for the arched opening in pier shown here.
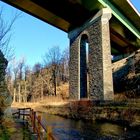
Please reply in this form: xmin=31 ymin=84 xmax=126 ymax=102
xmin=80 ymin=34 xmax=89 ymax=99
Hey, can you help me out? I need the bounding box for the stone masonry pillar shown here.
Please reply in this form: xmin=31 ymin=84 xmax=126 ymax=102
xmin=88 ymin=9 xmax=114 ymax=100
xmin=69 ymin=36 xmax=80 ymax=99
xmin=69 ymin=8 xmax=114 ymax=100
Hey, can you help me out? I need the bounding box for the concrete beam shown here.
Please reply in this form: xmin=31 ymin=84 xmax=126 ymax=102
xmin=98 ymin=0 xmax=140 ymax=39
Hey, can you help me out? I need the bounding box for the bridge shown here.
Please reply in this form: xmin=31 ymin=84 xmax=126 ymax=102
xmin=2 ymin=0 xmax=140 ymax=100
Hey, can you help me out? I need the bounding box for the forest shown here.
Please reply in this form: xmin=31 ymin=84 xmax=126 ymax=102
xmin=6 ymin=46 xmax=69 ymax=103
xmin=0 ymin=8 xmax=69 ymax=103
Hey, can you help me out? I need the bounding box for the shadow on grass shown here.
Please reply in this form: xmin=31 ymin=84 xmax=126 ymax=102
xmin=0 ymin=124 xmax=10 ymax=140
xmin=0 ymin=120 xmax=33 ymax=140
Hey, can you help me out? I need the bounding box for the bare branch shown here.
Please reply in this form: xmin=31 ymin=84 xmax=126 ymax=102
xmin=0 ymin=7 xmax=21 ymax=60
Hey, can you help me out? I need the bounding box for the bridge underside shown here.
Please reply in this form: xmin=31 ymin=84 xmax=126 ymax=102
xmin=2 ymin=0 xmax=140 ymax=55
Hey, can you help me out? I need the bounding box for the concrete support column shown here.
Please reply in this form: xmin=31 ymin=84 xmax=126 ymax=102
xmin=69 ymin=8 xmax=114 ymax=100
xmin=89 ymin=9 xmax=114 ymax=100
xmin=69 ymin=37 xmax=80 ymax=99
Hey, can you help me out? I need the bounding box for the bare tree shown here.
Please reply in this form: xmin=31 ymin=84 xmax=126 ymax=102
xmin=12 ymin=59 xmax=19 ymax=86
xmin=0 ymin=7 xmax=21 ymax=102
xmin=0 ymin=7 xmax=20 ymax=61
xmin=17 ymin=57 xmax=25 ymax=80
xmin=32 ymin=63 xmax=42 ymax=76
xmin=5 ymin=66 xmax=13 ymax=96
xmin=43 ymin=46 xmax=62 ymax=96
xmin=24 ymin=65 xmax=31 ymax=81
xmin=10 ymin=58 xmax=26 ymax=102
xmin=24 ymin=65 xmax=32 ymax=102
xmin=61 ymin=47 xmax=69 ymax=82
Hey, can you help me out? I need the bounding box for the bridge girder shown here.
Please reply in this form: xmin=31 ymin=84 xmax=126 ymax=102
xmin=1 ymin=0 xmax=140 ymax=54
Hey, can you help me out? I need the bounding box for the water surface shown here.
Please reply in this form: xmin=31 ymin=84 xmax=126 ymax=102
xmin=39 ymin=113 xmax=140 ymax=140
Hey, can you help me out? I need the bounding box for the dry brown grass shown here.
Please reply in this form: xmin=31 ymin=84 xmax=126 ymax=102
xmin=11 ymin=83 xmax=69 ymax=109
xmin=39 ymin=96 xmax=69 ymax=106
xmin=56 ymin=83 xmax=69 ymax=99
xmin=114 ymin=93 xmax=128 ymax=101
xmin=11 ymin=97 xmax=69 ymax=109
xmin=11 ymin=102 xmax=41 ymax=110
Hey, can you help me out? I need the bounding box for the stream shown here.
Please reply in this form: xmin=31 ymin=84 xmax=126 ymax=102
xmin=39 ymin=113 xmax=140 ymax=140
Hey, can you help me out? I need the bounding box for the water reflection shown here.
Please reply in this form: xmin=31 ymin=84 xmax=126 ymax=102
xmin=39 ymin=113 xmax=140 ymax=140
xmin=99 ymin=123 xmax=124 ymax=137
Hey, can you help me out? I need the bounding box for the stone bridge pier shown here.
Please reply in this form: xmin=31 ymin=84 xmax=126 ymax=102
xmin=69 ymin=8 xmax=114 ymax=100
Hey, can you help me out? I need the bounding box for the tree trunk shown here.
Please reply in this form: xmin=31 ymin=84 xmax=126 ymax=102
xmin=53 ymin=69 xmax=57 ymax=96
xmin=13 ymin=88 xmax=16 ymax=102
xmin=18 ymin=83 xmax=21 ymax=103
xmin=41 ymin=81 xmax=44 ymax=100
xmin=24 ymin=81 xmax=27 ymax=102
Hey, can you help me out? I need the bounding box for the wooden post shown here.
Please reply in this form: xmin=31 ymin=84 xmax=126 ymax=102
xmin=30 ymin=109 xmax=33 ymax=119
xmin=31 ymin=110 xmax=35 ymax=133
xmin=33 ymin=111 xmax=36 ymax=133
xmin=29 ymin=109 xmax=33 ymax=128
xmin=31 ymin=109 xmax=34 ymax=125
xmin=23 ymin=109 xmax=25 ymax=120
xmin=18 ymin=109 xmax=20 ymax=119
xmin=37 ymin=115 xmax=41 ymax=140
xmin=47 ymin=126 xmax=52 ymax=140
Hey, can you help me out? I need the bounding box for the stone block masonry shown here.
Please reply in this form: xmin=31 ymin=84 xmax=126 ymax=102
xmin=69 ymin=8 xmax=114 ymax=100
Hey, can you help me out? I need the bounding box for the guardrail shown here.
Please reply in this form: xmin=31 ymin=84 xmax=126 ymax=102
xmin=12 ymin=108 xmax=57 ymax=140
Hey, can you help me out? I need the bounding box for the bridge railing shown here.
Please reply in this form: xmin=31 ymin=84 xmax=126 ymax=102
xmin=12 ymin=108 xmax=57 ymax=140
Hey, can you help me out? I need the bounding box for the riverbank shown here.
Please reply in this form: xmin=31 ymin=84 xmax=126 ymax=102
xmin=0 ymin=119 xmax=32 ymax=140
xmin=12 ymin=99 xmax=140 ymax=128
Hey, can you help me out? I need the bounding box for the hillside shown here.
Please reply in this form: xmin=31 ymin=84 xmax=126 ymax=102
xmin=113 ymin=49 xmax=140 ymax=99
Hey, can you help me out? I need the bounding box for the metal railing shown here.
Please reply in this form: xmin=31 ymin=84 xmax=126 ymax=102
xmin=12 ymin=108 xmax=57 ymax=140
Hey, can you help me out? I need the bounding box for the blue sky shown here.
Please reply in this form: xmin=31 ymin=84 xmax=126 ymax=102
xmin=0 ymin=1 xmax=69 ymax=67
xmin=0 ymin=0 xmax=140 ymax=67
xmin=130 ymin=0 xmax=140 ymax=12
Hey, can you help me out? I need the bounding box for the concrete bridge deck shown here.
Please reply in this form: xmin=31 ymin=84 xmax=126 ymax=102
xmin=2 ymin=0 xmax=140 ymax=53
